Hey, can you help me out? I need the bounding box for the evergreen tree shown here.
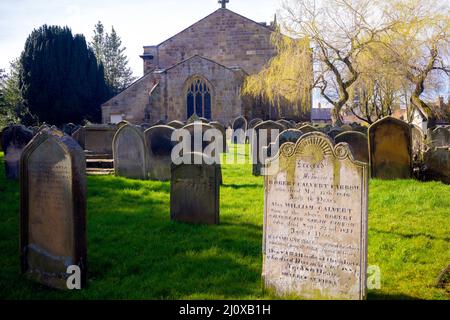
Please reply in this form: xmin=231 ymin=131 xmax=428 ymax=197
xmin=90 ymin=22 xmax=135 ymax=93
xmin=20 ymin=25 xmax=111 ymax=126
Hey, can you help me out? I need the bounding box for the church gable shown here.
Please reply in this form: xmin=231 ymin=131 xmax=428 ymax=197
xmin=144 ymin=8 xmax=277 ymax=75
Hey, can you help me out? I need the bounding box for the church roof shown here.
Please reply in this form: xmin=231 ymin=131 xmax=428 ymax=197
xmin=146 ymin=8 xmax=276 ymax=48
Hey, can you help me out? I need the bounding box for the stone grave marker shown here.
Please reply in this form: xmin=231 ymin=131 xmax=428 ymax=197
xmin=144 ymin=125 xmax=176 ymax=181
xmin=297 ymin=124 xmax=319 ymax=133
xmin=84 ymin=124 xmax=118 ymax=155
xmin=335 ymin=131 xmax=369 ymax=163
xmin=252 ymin=120 xmax=286 ymax=176
xmin=264 ymin=129 xmax=304 ymax=159
xmin=424 ymin=147 xmax=450 ymax=184
xmin=20 ymin=127 xmax=87 ymax=289
xmin=368 ymin=117 xmax=412 ymax=179
xmin=167 ymin=120 xmax=185 ymax=129
xmin=113 ymin=124 xmax=147 ymax=179
xmin=2 ymin=125 xmax=34 ymax=179
xmin=248 ymin=118 xmax=263 ymax=129
xmin=232 ymin=116 xmax=248 ymax=144
xmin=429 ymin=127 xmax=450 ymax=148
xmin=210 ymin=121 xmax=228 ymax=153
xmin=170 ymin=152 xmax=221 ymax=225
xmin=263 ymin=132 xmax=368 ymax=300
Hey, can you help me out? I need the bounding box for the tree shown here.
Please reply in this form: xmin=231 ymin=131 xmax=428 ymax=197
xmin=90 ymin=22 xmax=135 ymax=93
xmin=20 ymin=25 xmax=111 ymax=126
xmin=380 ymin=0 xmax=450 ymax=126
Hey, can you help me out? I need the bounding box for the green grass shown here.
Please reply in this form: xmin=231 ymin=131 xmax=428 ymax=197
xmin=0 ymin=145 xmax=448 ymax=300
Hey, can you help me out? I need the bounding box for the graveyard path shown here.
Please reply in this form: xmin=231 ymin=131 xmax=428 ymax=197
xmin=0 ymin=149 xmax=449 ymax=299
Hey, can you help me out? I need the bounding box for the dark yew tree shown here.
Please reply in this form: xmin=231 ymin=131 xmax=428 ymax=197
xmin=20 ymin=25 xmax=111 ymax=126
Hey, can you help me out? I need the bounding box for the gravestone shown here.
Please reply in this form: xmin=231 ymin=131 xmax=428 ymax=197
xmin=411 ymin=125 xmax=426 ymax=162
xmin=277 ymin=119 xmax=294 ymax=129
xmin=248 ymin=118 xmax=263 ymax=129
xmin=181 ymin=123 xmax=223 ymax=157
xmin=265 ymin=129 xmax=304 ymax=158
xmin=210 ymin=121 xmax=228 ymax=153
xmin=144 ymin=125 xmax=176 ymax=181
xmin=327 ymin=127 xmax=344 ymax=139
xmin=424 ymin=147 xmax=450 ymax=184
xmin=232 ymin=116 xmax=248 ymax=144
xmin=71 ymin=127 xmax=85 ymax=149
xmin=84 ymin=124 xmax=118 ymax=155
xmin=341 ymin=124 xmax=353 ymax=132
xmin=171 ymin=152 xmax=221 ymax=224
xmin=61 ymin=123 xmax=77 ymax=136
xmin=263 ymin=132 xmax=368 ymax=300
xmin=167 ymin=120 xmax=185 ymax=129
xmin=335 ymin=131 xmax=369 ymax=163
xmin=20 ymin=127 xmax=87 ymax=289
xmin=429 ymin=127 xmax=450 ymax=148
xmin=113 ymin=124 xmax=147 ymax=179
xmin=252 ymin=121 xmax=286 ymax=176
xmin=2 ymin=125 xmax=34 ymax=179
xmin=369 ymin=117 xmax=412 ymax=179
xmin=297 ymin=124 xmax=319 ymax=133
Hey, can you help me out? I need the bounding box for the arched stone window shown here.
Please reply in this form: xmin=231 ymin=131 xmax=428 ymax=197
xmin=186 ymin=77 xmax=212 ymax=120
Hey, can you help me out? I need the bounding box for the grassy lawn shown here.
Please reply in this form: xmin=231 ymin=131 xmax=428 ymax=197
xmin=0 ymin=145 xmax=449 ymax=300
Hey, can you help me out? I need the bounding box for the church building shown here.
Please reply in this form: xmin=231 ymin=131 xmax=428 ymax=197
xmin=101 ymin=1 xmax=311 ymax=126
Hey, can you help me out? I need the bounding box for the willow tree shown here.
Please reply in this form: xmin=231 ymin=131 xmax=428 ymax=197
xmin=243 ymin=33 xmax=313 ymax=119
xmin=380 ymin=0 xmax=450 ymax=125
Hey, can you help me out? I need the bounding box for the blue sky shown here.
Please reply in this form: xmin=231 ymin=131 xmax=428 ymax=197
xmin=0 ymin=0 xmax=280 ymax=76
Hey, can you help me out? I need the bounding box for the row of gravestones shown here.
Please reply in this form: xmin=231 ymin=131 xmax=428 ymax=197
xmin=18 ymin=124 xmax=371 ymax=299
xmin=112 ymin=121 xmax=227 ymax=181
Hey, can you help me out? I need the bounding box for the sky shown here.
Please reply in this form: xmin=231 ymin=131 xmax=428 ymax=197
xmin=0 ymin=0 xmax=281 ymax=77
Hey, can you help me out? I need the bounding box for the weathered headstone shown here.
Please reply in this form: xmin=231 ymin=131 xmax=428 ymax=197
xmin=167 ymin=120 xmax=185 ymax=129
xmin=113 ymin=124 xmax=147 ymax=179
xmin=252 ymin=120 xmax=286 ymax=176
xmin=263 ymin=132 xmax=368 ymax=300
xmin=144 ymin=125 xmax=176 ymax=181
xmin=297 ymin=124 xmax=319 ymax=133
xmin=411 ymin=125 xmax=426 ymax=162
xmin=327 ymin=127 xmax=344 ymax=139
xmin=71 ymin=127 xmax=85 ymax=149
xmin=84 ymin=124 xmax=118 ymax=155
xmin=170 ymin=152 xmax=220 ymax=224
xmin=264 ymin=129 xmax=304 ymax=159
xmin=424 ymin=147 xmax=450 ymax=184
xmin=210 ymin=121 xmax=228 ymax=152
xmin=369 ymin=117 xmax=412 ymax=179
xmin=429 ymin=127 xmax=450 ymax=148
xmin=248 ymin=118 xmax=263 ymax=129
xmin=277 ymin=119 xmax=294 ymax=129
xmin=20 ymin=127 xmax=87 ymax=289
xmin=341 ymin=124 xmax=353 ymax=132
xmin=335 ymin=131 xmax=369 ymax=163
xmin=232 ymin=116 xmax=248 ymax=144
xmin=2 ymin=125 xmax=34 ymax=179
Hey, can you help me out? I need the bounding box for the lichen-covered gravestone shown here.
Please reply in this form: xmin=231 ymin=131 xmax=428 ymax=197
xmin=335 ymin=131 xmax=369 ymax=163
xmin=2 ymin=125 xmax=34 ymax=179
xmin=170 ymin=152 xmax=221 ymax=224
xmin=144 ymin=125 xmax=176 ymax=181
xmin=369 ymin=117 xmax=412 ymax=179
xmin=263 ymin=132 xmax=368 ymax=300
xmin=20 ymin=127 xmax=87 ymax=289
xmin=113 ymin=124 xmax=147 ymax=179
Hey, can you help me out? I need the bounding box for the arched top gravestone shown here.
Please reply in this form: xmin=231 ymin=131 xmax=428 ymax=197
xmin=2 ymin=125 xmax=34 ymax=179
xmin=335 ymin=131 xmax=369 ymax=163
xmin=20 ymin=127 xmax=87 ymax=289
xmin=167 ymin=120 xmax=185 ymax=129
xmin=368 ymin=116 xmax=412 ymax=179
xmin=232 ymin=116 xmax=248 ymax=131
xmin=144 ymin=125 xmax=176 ymax=181
xmin=248 ymin=118 xmax=263 ymax=129
xmin=263 ymin=132 xmax=368 ymax=299
xmin=113 ymin=124 xmax=146 ymax=179
xmin=297 ymin=124 xmax=319 ymax=133
xmin=429 ymin=127 xmax=450 ymax=148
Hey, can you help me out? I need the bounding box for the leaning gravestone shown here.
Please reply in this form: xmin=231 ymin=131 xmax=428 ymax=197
xmin=2 ymin=125 xmax=34 ymax=179
xmin=171 ymin=152 xmax=221 ymax=224
xmin=252 ymin=120 xmax=286 ymax=176
xmin=20 ymin=127 xmax=87 ymax=289
xmin=144 ymin=125 xmax=176 ymax=181
xmin=369 ymin=117 xmax=412 ymax=179
xmin=335 ymin=131 xmax=369 ymax=163
xmin=263 ymin=132 xmax=368 ymax=299
xmin=113 ymin=124 xmax=147 ymax=179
